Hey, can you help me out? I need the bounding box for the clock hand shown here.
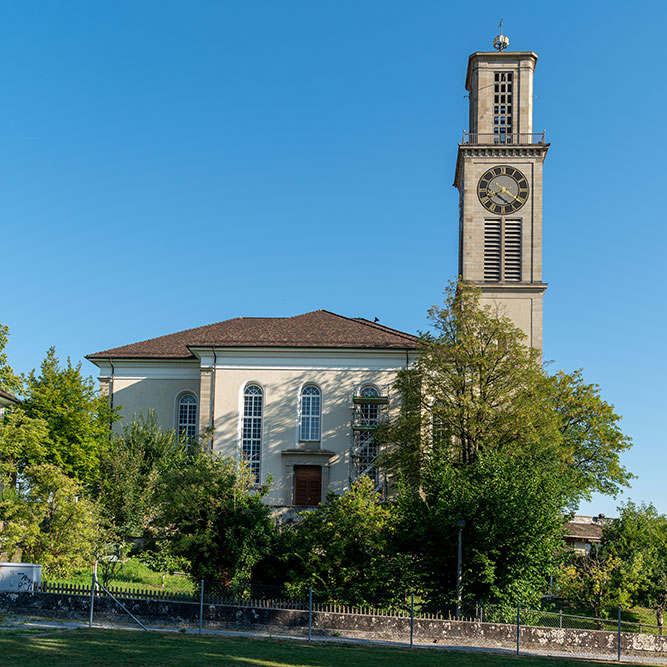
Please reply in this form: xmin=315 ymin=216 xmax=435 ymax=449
xmin=496 ymin=183 xmax=518 ymax=201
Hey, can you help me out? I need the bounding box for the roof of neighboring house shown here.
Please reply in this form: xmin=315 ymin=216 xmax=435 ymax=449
xmin=0 ymin=387 xmax=20 ymax=406
xmin=86 ymin=310 xmax=419 ymax=361
xmin=563 ymin=521 xmax=604 ymax=542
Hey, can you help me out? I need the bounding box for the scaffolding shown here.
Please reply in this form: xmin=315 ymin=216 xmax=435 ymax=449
xmin=350 ymin=388 xmax=388 ymax=492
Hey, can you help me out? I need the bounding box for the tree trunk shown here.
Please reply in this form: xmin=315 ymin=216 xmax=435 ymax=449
xmin=657 ymin=609 xmax=663 ymax=636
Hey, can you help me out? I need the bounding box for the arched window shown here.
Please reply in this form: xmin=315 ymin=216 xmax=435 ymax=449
xmin=300 ymin=385 xmax=321 ymax=442
xmin=177 ymin=393 xmax=198 ymax=440
xmin=359 ymin=385 xmax=379 ymax=426
xmin=242 ymin=384 xmax=263 ymax=482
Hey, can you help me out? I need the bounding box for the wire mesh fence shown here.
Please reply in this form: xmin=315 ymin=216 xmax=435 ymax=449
xmin=19 ymin=578 xmax=667 ymax=659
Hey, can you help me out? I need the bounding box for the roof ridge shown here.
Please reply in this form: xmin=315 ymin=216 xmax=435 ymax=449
xmin=315 ymin=310 xmax=417 ymax=343
xmin=352 ymin=316 xmax=418 ymax=342
xmin=87 ymin=309 xmax=419 ymax=360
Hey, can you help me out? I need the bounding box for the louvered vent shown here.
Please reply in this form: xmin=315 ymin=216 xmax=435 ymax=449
xmin=504 ymin=220 xmax=522 ymax=281
xmin=484 ymin=220 xmax=502 ymax=281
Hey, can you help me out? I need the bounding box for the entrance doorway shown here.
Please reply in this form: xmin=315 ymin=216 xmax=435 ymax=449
xmin=294 ymin=465 xmax=322 ymax=506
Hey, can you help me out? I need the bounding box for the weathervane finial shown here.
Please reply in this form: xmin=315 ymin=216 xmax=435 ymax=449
xmin=493 ymin=18 xmax=509 ymax=52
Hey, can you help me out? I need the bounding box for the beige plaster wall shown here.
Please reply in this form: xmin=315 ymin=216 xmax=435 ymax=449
xmin=459 ymin=157 xmax=543 ymax=284
xmin=111 ymin=377 xmax=201 ymax=433
xmin=210 ymin=367 xmax=399 ymax=506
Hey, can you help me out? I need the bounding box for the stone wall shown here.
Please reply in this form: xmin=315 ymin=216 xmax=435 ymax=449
xmin=2 ymin=590 xmax=667 ymax=658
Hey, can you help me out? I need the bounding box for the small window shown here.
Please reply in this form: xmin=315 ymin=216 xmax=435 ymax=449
xmin=178 ymin=394 xmax=198 ymax=440
xmin=242 ymin=384 xmax=263 ymax=483
xmin=300 ymin=385 xmax=321 ymax=442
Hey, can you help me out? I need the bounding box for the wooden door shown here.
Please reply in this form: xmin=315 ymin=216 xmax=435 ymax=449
xmin=294 ymin=465 xmax=322 ymax=506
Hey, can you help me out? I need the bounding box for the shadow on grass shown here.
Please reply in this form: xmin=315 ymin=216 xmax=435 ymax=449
xmin=0 ymin=628 xmax=659 ymax=667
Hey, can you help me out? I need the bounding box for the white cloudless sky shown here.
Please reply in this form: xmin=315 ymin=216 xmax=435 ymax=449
xmin=1 ymin=0 xmax=665 ymax=517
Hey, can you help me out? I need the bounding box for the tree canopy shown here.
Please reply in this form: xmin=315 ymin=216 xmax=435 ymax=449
xmin=395 ymin=449 xmax=567 ymax=607
xmin=96 ymin=411 xmax=189 ymax=541
xmin=602 ymin=501 xmax=667 ymax=628
xmin=154 ymin=452 xmax=274 ymax=590
xmin=378 ymin=281 xmax=632 ymax=508
xmin=0 ymin=463 xmax=102 ymax=576
xmin=279 ymin=476 xmax=414 ymax=606
xmin=0 ymin=323 xmax=22 ymax=396
xmin=20 ymin=347 xmax=116 ymax=486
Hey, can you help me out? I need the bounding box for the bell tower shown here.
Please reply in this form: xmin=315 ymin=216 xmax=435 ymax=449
xmin=454 ymin=28 xmax=549 ymax=351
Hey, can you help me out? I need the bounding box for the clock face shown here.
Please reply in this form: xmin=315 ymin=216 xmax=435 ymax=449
xmin=477 ymin=166 xmax=529 ymax=214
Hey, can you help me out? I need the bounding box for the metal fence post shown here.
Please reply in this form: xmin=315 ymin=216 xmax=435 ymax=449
xmin=199 ymin=580 xmax=204 ymax=635
xmin=308 ymin=587 xmax=313 ymax=641
xmin=410 ymin=594 xmax=414 ymax=649
xmin=617 ymin=605 xmax=621 ymax=662
xmin=559 ymin=609 xmax=563 ymax=629
xmin=88 ymin=571 xmax=96 ymax=629
xmin=516 ymin=601 xmax=520 ymax=656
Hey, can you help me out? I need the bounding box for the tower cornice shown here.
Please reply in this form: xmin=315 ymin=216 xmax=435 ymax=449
xmin=453 ymin=142 xmax=550 ymax=189
xmin=465 ymin=51 xmax=538 ymax=92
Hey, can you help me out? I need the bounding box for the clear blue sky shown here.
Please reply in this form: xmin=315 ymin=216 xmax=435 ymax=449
xmin=2 ymin=1 xmax=665 ymax=517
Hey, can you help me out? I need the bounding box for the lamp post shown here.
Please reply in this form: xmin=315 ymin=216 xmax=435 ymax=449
xmin=456 ymin=519 xmax=466 ymax=620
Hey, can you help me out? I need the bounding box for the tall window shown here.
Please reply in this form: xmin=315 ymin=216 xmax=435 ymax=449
xmin=493 ymin=71 xmax=513 ymax=143
xmin=484 ymin=219 xmax=522 ymax=282
xmin=357 ymin=385 xmax=380 ymax=485
xmin=300 ymin=385 xmax=321 ymax=442
xmin=359 ymin=385 xmax=379 ymax=426
xmin=242 ymin=385 xmax=263 ymax=482
xmin=178 ymin=394 xmax=198 ymax=440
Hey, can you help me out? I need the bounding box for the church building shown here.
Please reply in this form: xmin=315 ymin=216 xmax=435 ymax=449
xmin=87 ymin=34 xmax=548 ymax=508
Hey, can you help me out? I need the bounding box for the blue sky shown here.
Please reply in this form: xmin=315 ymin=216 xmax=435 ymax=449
xmin=1 ymin=1 xmax=665 ymax=517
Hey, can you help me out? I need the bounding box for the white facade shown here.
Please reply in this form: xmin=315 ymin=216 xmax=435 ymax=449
xmin=92 ymin=344 xmax=416 ymax=507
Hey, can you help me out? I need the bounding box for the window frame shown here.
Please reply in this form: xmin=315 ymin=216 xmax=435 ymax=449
xmin=241 ymin=383 xmax=264 ymax=483
xmin=299 ymin=384 xmax=322 ymax=443
xmin=175 ymin=392 xmax=198 ymax=441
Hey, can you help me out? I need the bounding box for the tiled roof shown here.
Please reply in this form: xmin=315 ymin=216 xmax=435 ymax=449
xmin=563 ymin=522 xmax=603 ymax=541
xmin=0 ymin=387 xmax=20 ymax=404
xmin=87 ymin=310 xmax=418 ymax=360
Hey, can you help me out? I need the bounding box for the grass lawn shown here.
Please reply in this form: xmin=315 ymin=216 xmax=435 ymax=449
xmin=47 ymin=559 xmax=195 ymax=595
xmin=0 ymin=628 xmax=663 ymax=667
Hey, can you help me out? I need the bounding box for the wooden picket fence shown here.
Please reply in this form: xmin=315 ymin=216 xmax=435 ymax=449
xmin=37 ymin=582 xmax=446 ymax=617
xmin=39 ymin=581 xmax=197 ymax=602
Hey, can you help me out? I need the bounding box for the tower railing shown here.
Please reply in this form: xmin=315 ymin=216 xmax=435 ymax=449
xmin=461 ymin=131 xmax=546 ymax=145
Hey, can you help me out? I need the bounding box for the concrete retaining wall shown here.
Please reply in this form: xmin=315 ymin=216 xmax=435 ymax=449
xmin=1 ymin=590 xmax=666 ymax=657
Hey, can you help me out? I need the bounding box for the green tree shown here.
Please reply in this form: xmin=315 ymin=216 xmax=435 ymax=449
xmin=378 ymin=281 xmax=632 ymax=508
xmin=395 ymin=449 xmax=566 ymax=607
xmin=548 ymin=370 xmax=633 ymax=502
xmin=0 ymin=407 xmax=49 ymax=484
xmin=96 ymin=411 xmax=188 ymax=540
xmin=0 ymin=323 xmax=23 ymax=396
xmin=558 ymin=551 xmax=634 ymax=620
xmin=373 ymin=282 xmax=632 ymax=606
xmin=155 ymin=452 xmax=273 ymax=590
xmin=282 ymin=476 xmax=413 ymax=606
xmin=0 ymin=463 xmax=102 ymax=576
xmin=602 ymin=501 xmax=667 ymax=631
xmin=21 ymin=347 xmax=115 ymax=486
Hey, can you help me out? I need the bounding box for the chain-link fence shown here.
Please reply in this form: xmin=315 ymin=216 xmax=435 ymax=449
xmin=6 ymin=578 xmax=664 ymax=661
